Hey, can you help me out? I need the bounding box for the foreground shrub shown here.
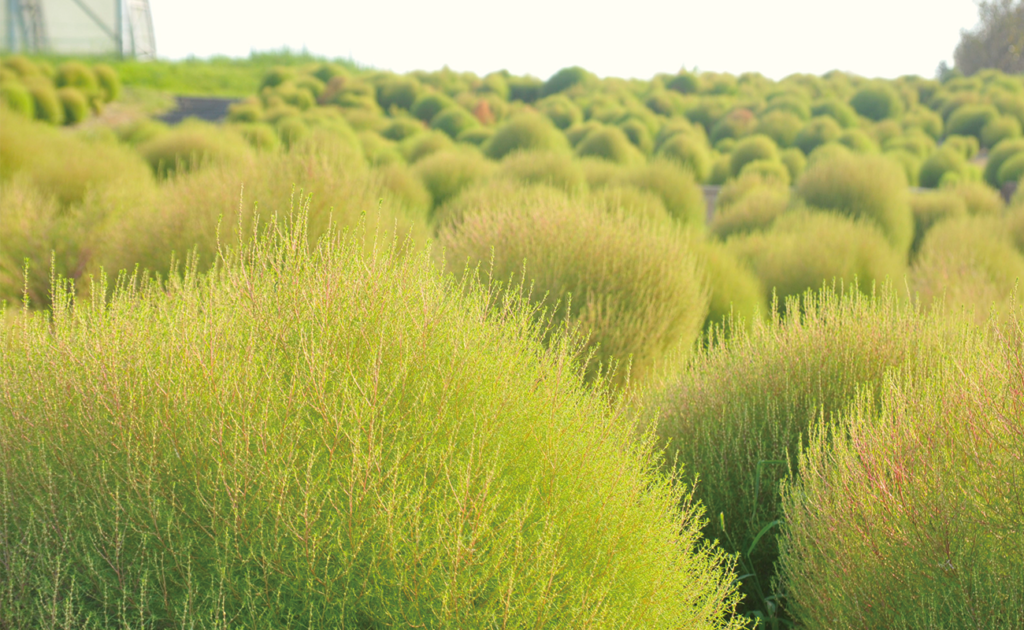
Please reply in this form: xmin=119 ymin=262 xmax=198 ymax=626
xmin=945 ymin=179 xmax=1004 ymax=216
xmin=779 ymin=319 xmax=1024 ymax=628
xmin=26 ymin=83 xmax=63 ymax=125
xmin=0 ymin=82 xmax=34 ymax=117
xmin=0 ymin=215 xmax=745 ymax=628
xmin=728 ymin=210 xmax=906 ymax=305
xmin=997 ymin=151 xmax=1024 ymax=186
xmin=796 ymin=153 xmax=913 ymax=253
xmin=440 ymin=184 xmax=709 ymax=387
xmin=484 ymin=112 xmax=570 ymax=159
xmin=575 ymin=125 xmax=645 ymax=165
xmin=910 ymin=216 xmax=1024 ymax=324
xmin=657 ymin=286 xmax=946 ymax=620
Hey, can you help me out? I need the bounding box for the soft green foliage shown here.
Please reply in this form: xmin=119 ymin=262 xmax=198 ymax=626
xmin=619 ymin=118 xmax=654 ymax=154
xmin=903 ymin=105 xmax=944 ymax=138
xmin=780 ymin=316 xmax=1024 ymax=628
xmin=837 ymin=128 xmax=878 ymax=153
xmin=945 ymin=179 xmax=1004 ymax=215
xmin=233 ymin=121 xmax=281 ymax=151
xmin=920 ymin=146 xmax=971 ymax=188
xmin=376 ymin=76 xmax=421 ymax=111
xmin=496 ymin=149 xmax=587 ymax=192
xmin=0 ymin=81 xmax=33 ymax=117
xmin=618 ymin=159 xmax=707 ymax=227
xmin=850 ymin=83 xmax=905 ymax=120
xmin=658 ymin=286 xmax=943 ymax=620
xmin=588 ymin=184 xmax=669 ymax=222
xmin=400 ymin=130 xmax=454 ymax=163
xmin=656 ymin=133 xmax=712 ymax=181
xmin=507 ymin=74 xmax=544 ymax=102
xmin=536 ymin=94 xmax=582 ymax=129
xmin=794 ymin=116 xmax=842 ymax=154
xmin=980 ymin=113 xmax=1021 ymax=147
xmin=810 ymin=98 xmax=859 ymax=127
xmin=27 ymin=83 xmax=63 ymax=125
xmin=942 ymin=133 xmax=980 ymax=159
xmin=754 ymin=111 xmax=803 ymax=147
xmin=983 ymin=137 xmax=1024 ymax=186
xmin=883 ymin=130 xmax=936 ymax=158
xmin=909 ymin=189 xmax=968 ymax=254
xmin=693 ymin=239 xmax=767 ymax=333
xmin=997 ymin=151 xmax=1024 ymax=185
xmin=796 ymin=153 xmax=914 ymax=253
xmin=430 ymin=106 xmax=478 ymax=139
xmin=710 ymin=108 xmax=757 ymax=144
xmin=382 ymin=117 xmax=424 ymax=141
xmin=414 ymin=149 xmax=495 ymax=214
xmin=885 ymin=150 xmax=922 ymax=186
xmin=711 ymin=183 xmax=789 ymax=239
xmin=575 ymin=125 xmax=645 ymax=165
xmin=54 ymin=61 xmax=98 ymax=94
xmin=762 ymin=94 xmax=811 ymax=121
xmin=728 ymin=210 xmax=906 ymax=305
xmin=484 ymin=112 xmax=571 ymax=159
xmin=666 ymin=72 xmax=700 ymax=94
xmin=729 ymin=134 xmax=779 ymax=177
xmin=780 ymin=147 xmax=807 ymax=181
xmin=0 ymin=214 xmax=745 ymax=628
xmin=542 ymin=66 xmax=593 ymax=96
xmin=138 ymin=120 xmax=253 ymax=177
xmin=92 ymin=63 xmax=121 ymax=102
xmin=410 ymin=91 xmax=455 ymax=122
xmin=439 ymin=184 xmax=709 ymax=387
xmin=57 ymin=86 xmax=89 ymax=125
xmin=739 ymin=159 xmax=791 ymax=186
xmin=911 ymin=216 xmax=1024 ymax=324
xmin=944 ymin=102 xmax=999 ymax=139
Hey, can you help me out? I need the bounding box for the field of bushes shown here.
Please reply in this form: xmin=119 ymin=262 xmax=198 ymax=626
xmin=1 ymin=53 xmax=1023 ymax=628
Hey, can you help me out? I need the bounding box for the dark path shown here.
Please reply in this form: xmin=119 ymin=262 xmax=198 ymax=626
xmin=157 ymin=96 xmax=240 ymax=125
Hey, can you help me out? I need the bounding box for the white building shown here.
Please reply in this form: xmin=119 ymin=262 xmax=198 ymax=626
xmin=1 ymin=0 xmax=155 ymax=58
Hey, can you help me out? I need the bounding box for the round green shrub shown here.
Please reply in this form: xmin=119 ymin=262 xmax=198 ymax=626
xmin=484 ymin=112 xmax=570 ymax=160
xmin=656 ymin=133 xmax=712 ymax=182
xmin=711 ymin=182 xmax=790 ymax=239
xmin=919 ymin=146 xmax=970 ymax=188
xmin=382 ymin=117 xmax=424 ymax=141
xmin=729 ymin=134 xmax=780 ymax=177
xmin=455 ymin=126 xmax=493 ymax=147
xmin=233 ymin=121 xmax=281 ymax=151
xmin=27 ymin=84 xmax=64 ymax=125
xmin=714 ymin=137 xmax=736 ymax=153
xmin=506 ymin=75 xmax=544 ymax=103
xmin=259 ymin=66 xmax=295 ymax=89
xmin=762 ymin=94 xmax=811 ymax=121
xmin=411 ymin=92 xmax=456 ymax=123
xmin=944 ymin=180 xmax=1004 ymax=216
xmin=277 ymin=84 xmax=317 ymax=110
xmin=780 ymin=333 xmax=1024 ymax=628
xmin=739 ymin=159 xmax=791 ymax=185
xmin=870 ymin=119 xmax=903 ymax=146
xmin=883 ymin=131 xmax=936 ymax=159
xmin=885 ymin=149 xmax=922 ymax=186
xmin=293 ymin=75 xmax=325 ymax=99
xmin=694 ymin=239 xmax=767 ymax=333
xmin=138 ymin=120 xmax=251 ymax=177
xmin=794 ymin=116 xmax=842 ymax=154
xmin=716 ymin=171 xmax=787 ymax=209
xmin=754 ymin=111 xmax=803 ymax=147
xmin=357 ymin=130 xmax=402 ymax=166
xmin=708 ymin=153 xmax=731 ymax=184
xmin=0 ymin=81 xmax=34 ymax=118
xmin=780 ymin=147 xmax=807 ymax=181
xmin=807 ymin=141 xmax=852 ymax=166
xmin=983 ymin=137 xmax=1024 ymax=186
xmin=666 ymin=72 xmax=700 ymax=94
xmin=414 ymin=149 xmax=496 ymax=215
xmin=115 ymin=118 xmax=168 ymax=145
xmin=619 ymin=118 xmax=654 ymax=154
xmin=980 ymin=114 xmax=1022 ymax=148
xmin=92 ymin=63 xmax=121 ymax=102
xmin=376 ymin=76 xmax=420 ymax=111
xmin=996 ymin=151 xmax=1024 ymax=186
xmin=430 ymin=107 xmax=478 ymax=139
xmin=1 ymin=55 xmax=39 ymax=78
xmin=276 ymin=115 xmax=311 ymax=149
xmin=710 ymin=108 xmax=757 ymax=144
xmin=837 ymin=128 xmax=878 ymax=153
xmin=797 ymin=152 xmax=913 ymax=253
xmin=56 ymin=87 xmax=89 ymax=125
xmin=227 ymin=100 xmax=263 ymax=123
xmin=542 ymin=66 xmax=593 ymax=96
xmin=909 ymin=189 xmax=968 ymax=253
xmin=576 ymin=125 xmax=645 ymax=165
xmin=685 ymin=96 xmax=731 ymax=132
xmin=439 ymin=185 xmax=710 ymax=387
xmin=903 ymin=106 xmax=944 ymax=139
xmin=945 ymin=103 xmax=999 ymax=140
xmin=55 ymin=61 xmax=98 ymax=94
xmin=373 ymin=162 xmax=432 ymax=216
xmin=536 ymin=94 xmax=582 ymax=130
xmin=400 ymin=130 xmax=454 ymax=164
xmin=496 ymin=149 xmax=586 ymax=192
xmin=587 ymin=184 xmax=668 ymax=222
xmin=262 ymin=103 xmax=301 ymax=124
xmin=618 ymin=159 xmax=706 ymax=227
xmin=850 ymin=83 xmax=905 ymax=121
xmin=566 ymin=121 xmax=603 ymax=147
xmin=654 ymin=119 xmax=701 ymax=150
xmin=810 ymin=98 xmax=859 ymax=127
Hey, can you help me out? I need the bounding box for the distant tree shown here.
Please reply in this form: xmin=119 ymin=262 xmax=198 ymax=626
xmin=954 ymin=0 xmax=1024 ymax=75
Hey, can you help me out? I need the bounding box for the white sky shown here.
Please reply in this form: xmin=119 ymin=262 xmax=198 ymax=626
xmin=149 ymin=0 xmax=982 ymax=81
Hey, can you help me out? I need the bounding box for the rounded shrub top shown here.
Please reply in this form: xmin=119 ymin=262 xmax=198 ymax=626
xmin=666 ymin=72 xmax=700 ymax=94
xmin=56 ymin=87 xmax=89 ymax=125
xmin=430 ymin=106 xmax=478 ymax=139
xmin=754 ymin=110 xmax=803 ymax=147
xmin=945 ymin=103 xmax=999 ymax=140
xmin=919 ymin=146 xmax=970 ymax=188
xmin=837 ymin=128 xmax=879 ymax=153
xmin=542 ymin=66 xmax=594 ymax=96
xmin=729 ymin=134 xmax=780 ymax=177
xmin=536 ymin=94 xmax=583 ymax=130
xmin=484 ymin=112 xmax=571 ymax=160
xmin=496 ymin=149 xmax=587 ymax=192
xmin=796 ymin=152 xmax=913 ymax=253
xmin=794 ymin=116 xmax=842 ymax=154
xmin=980 ymin=114 xmax=1022 ymax=148
xmin=92 ymin=63 xmax=121 ymax=102
xmin=618 ymin=159 xmax=707 ymax=227
xmin=656 ymin=133 xmax=712 ymax=182
xmin=710 ymin=108 xmax=757 ymax=144
xmin=849 ymin=83 xmax=905 ymax=121
xmin=376 ymin=76 xmax=421 ymax=111
xmin=810 ymin=98 xmax=859 ymax=127
xmin=54 ymin=61 xmax=98 ymax=94
xmin=575 ymin=125 xmax=645 ymax=165
xmin=0 ymin=81 xmax=34 ymax=118
xmin=983 ymin=137 xmax=1024 ymax=186
xmin=411 ymin=91 xmax=456 ymax=122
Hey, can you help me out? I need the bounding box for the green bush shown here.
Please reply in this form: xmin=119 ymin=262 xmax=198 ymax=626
xmin=903 ymin=105 xmax=944 ymax=139
xmin=357 ymin=130 xmax=402 ymax=166
xmin=55 ymin=61 xmax=98 ymax=94
xmin=983 ymin=137 xmax=1024 ymax=186
xmin=754 ymin=111 xmax=803 ymax=147
xmin=780 ymin=147 xmax=807 ymax=181
xmin=850 ymin=83 xmax=905 ymax=120
xmin=138 ymin=120 xmax=252 ymax=178
xmin=430 ymin=106 xmax=478 ymax=139
xmin=376 ymin=76 xmax=421 ymax=111
xmin=997 ymin=151 xmax=1024 ymax=186
xmin=920 ymin=146 xmax=971 ymax=188
xmin=575 ymin=125 xmax=645 ymax=165
xmin=542 ymin=66 xmax=593 ymax=96
xmin=27 ymin=83 xmax=63 ymax=125
xmin=945 ymin=103 xmax=999 ymax=140
xmin=887 ymin=150 xmax=922 ymax=186
xmin=883 ymin=131 xmax=936 ymax=159
xmin=484 ymin=112 xmax=571 ymax=160
xmin=371 ymin=162 xmax=432 ymax=216
xmin=57 ymin=86 xmax=89 ymax=125
xmin=980 ymin=114 xmax=1021 ymax=147
xmin=536 ymin=94 xmax=582 ymax=129
xmin=293 ymin=74 xmax=325 ymax=99
xmin=837 ymin=128 xmax=878 ymax=153
xmin=259 ymin=65 xmax=295 ymax=89
xmin=944 ymin=179 xmax=1004 ymax=216
xmin=410 ymin=91 xmax=456 ymax=122
xmin=400 ymin=130 xmax=454 ymax=163
xmin=1 ymin=55 xmax=40 ymax=78
xmin=0 ymin=215 xmax=745 ymax=628
xmin=711 ymin=181 xmax=790 ymax=239
xmin=507 ymin=75 xmax=544 ymax=102
xmin=227 ymin=100 xmax=263 ymax=123
xmin=233 ymin=121 xmax=281 ymax=151
xmin=0 ymin=81 xmax=33 ymax=118
xmin=587 ymin=184 xmax=669 ymax=222
xmin=810 ymin=98 xmax=859 ymax=127
xmin=658 ymin=285 xmax=941 ymax=620
xmin=710 ymin=108 xmax=757 ymax=144
xmin=439 ymin=184 xmax=709 ymax=387
xmin=794 ymin=116 xmax=842 ymax=154
xmin=275 ymin=114 xmax=311 ymax=148
xmin=780 ymin=322 xmax=1024 ymax=628
xmin=92 ymin=63 xmax=121 ymax=102
xmin=496 ymin=149 xmax=587 ymax=192
xmin=739 ymin=159 xmax=790 ymax=185
xmin=943 ymin=134 xmax=980 ymax=159
xmin=455 ymin=126 xmax=493 ymax=146
xmin=414 ymin=149 xmax=495 ymax=215
xmin=666 ymin=72 xmax=700 ymax=94
xmin=382 ymin=117 xmax=424 ymax=141
xmin=729 ymin=134 xmax=779 ymax=177
xmin=656 ymin=133 xmax=712 ymax=181
xmin=796 ymin=153 xmax=913 ymax=253
xmin=619 ymin=118 xmax=654 ymax=154
xmin=618 ymin=159 xmax=706 ymax=227
xmin=762 ymin=94 xmax=811 ymax=121
xmin=909 ymin=189 xmax=968 ymax=254
xmin=693 ymin=239 xmax=767 ymax=333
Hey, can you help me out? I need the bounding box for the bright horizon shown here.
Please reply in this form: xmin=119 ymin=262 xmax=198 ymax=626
xmin=149 ymin=0 xmax=983 ymax=81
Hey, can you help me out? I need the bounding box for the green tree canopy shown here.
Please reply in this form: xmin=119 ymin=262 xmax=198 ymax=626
xmin=954 ymin=0 xmax=1024 ymax=75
